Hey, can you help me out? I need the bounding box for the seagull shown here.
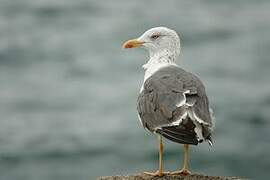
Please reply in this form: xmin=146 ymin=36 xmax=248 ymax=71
xmin=122 ymin=27 xmax=214 ymax=177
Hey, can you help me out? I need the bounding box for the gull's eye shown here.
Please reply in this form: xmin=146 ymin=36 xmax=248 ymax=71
xmin=150 ymin=34 xmax=160 ymax=40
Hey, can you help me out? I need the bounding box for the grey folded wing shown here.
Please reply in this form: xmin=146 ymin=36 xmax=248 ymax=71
xmin=137 ymin=66 xmax=213 ymax=144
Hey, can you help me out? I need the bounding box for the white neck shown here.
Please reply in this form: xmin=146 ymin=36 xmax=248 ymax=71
xmin=142 ymin=50 xmax=178 ymax=83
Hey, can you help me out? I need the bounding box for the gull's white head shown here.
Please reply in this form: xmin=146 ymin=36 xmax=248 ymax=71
xmin=123 ymin=27 xmax=181 ymax=61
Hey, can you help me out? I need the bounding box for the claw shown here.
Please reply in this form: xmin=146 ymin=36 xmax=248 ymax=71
xmin=167 ymin=169 xmax=191 ymax=176
xmin=144 ymin=170 xmax=164 ymax=177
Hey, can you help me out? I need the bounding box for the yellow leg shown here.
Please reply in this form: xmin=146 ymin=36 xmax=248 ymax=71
xmin=169 ymin=144 xmax=191 ymax=176
xmin=181 ymin=144 xmax=191 ymax=175
xmin=144 ymin=135 xmax=165 ymax=177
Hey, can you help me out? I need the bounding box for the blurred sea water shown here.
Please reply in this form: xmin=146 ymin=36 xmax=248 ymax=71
xmin=1 ymin=0 xmax=270 ymax=179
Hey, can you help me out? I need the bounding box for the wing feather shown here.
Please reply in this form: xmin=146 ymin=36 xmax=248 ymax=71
xmin=137 ymin=66 xmax=213 ymax=144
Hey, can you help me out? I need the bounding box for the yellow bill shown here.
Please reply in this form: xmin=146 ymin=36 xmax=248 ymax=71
xmin=122 ymin=39 xmax=145 ymax=49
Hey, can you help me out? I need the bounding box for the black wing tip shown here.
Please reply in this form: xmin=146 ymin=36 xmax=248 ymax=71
xmin=156 ymin=127 xmax=199 ymax=145
xmin=156 ymin=126 xmax=214 ymax=146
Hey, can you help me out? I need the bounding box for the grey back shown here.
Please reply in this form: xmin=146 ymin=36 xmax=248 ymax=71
xmin=137 ymin=65 xmax=213 ymax=144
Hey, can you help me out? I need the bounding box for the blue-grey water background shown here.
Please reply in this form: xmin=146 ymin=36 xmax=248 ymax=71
xmin=1 ymin=0 xmax=270 ymax=179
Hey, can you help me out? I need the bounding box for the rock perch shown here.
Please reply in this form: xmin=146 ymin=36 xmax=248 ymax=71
xmin=98 ymin=173 xmax=247 ymax=180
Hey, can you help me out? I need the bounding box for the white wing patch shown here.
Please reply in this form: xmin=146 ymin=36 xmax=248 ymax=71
xmin=169 ymin=111 xmax=188 ymax=126
xmin=188 ymin=109 xmax=209 ymax=126
xmin=187 ymin=108 xmax=210 ymax=142
xmin=176 ymin=98 xmax=186 ymax=107
xmin=176 ymin=90 xmax=190 ymax=107
xmin=194 ymin=122 xmax=204 ymax=141
xmin=155 ymin=111 xmax=187 ymax=131
xmin=151 ymin=88 xmax=211 ymax=143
